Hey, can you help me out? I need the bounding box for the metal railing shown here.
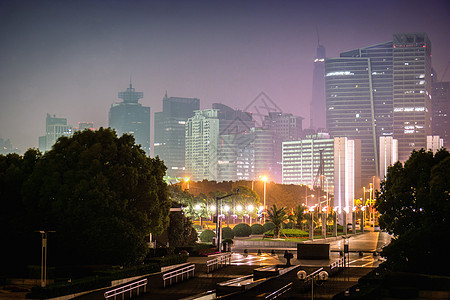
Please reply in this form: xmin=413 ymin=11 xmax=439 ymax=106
xmin=304 ymin=267 xmax=324 ymax=284
xmin=162 ymin=264 xmax=195 ymax=288
xmin=258 ymin=282 xmax=293 ymax=300
xmin=330 ymin=257 xmax=345 ymax=272
xmin=206 ymin=252 xmax=232 ymax=273
xmin=104 ymin=278 xmax=147 ymax=299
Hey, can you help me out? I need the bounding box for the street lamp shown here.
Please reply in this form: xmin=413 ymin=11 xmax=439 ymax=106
xmin=247 ymin=204 xmax=254 ymax=226
xmin=184 ymin=177 xmax=190 ymax=190
xmin=36 ymin=230 xmax=55 ymax=288
xmin=261 ymin=176 xmax=267 ymax=223
xmin=215 ymin=190 xmax=239 ymax=252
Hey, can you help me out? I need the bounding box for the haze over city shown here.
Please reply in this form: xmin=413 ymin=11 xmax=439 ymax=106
xmin=1 ymin=0 xmax=449 ymax=153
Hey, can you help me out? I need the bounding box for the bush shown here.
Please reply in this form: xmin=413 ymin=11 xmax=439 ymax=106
xmin=222 ymin=227 xmax=235 ymax=239
xmin=233 ymin=223 xmax=252 ymax=237
xmin=251 ymin=224 xmax=265 ymax=234
xmin=199 ymin=229 xmax=215 ymax=243
xmin=263 ymin=222 xmax=275 ymax=233
xmin=264 ymin=228 xmax=308 ymax=238
xmin=283 ymin=221 xmax=295 ymax=229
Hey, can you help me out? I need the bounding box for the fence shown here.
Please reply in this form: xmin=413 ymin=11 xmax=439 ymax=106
xmin=206 ymin=252 xmax=232 ymax=273
xmin=104 ymin=278 xmax=147 ymax=299
xmin=256 ymin=282 xmax=293 ymax=300
xmin=162 ymin=264 xmax=195 ymax=288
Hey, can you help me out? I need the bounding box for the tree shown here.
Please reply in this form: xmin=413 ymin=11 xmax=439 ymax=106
xmin=167 ymin=208 xmax=198 ymax=249
xmin=267 ymin=204 xmax=288 ymax=238
xmin=0 ymin=149 xmax=41 ymax=274
xmin=21 ymin=128 xmax=171 ymax=266
xmin=375 ymin=149 xmax=450 ymax=274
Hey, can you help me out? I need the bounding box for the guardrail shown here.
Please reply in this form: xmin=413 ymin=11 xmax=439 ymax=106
xmin=162 ymin=264 xmax=195 ymax=288
xmin=304 ymin=267 xmax=324 ymax=284
xmin=104 ymin=278 xmax=147 ymax=299
xmin=256 ymin=282 xmax=293 ymax=300
xmin=330 ymin=257 xmax=345 ymax=273
xmin=206 ymin=252 xmax=232 ymax=273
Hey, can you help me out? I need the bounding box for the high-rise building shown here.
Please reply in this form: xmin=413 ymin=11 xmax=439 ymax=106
xmin=109 ymin=83 xmax=151 ymax=154
xmin=253 ymin=127 xmax=277 ymax=181
xmin=431 ymin=70 xmax=449 ymax=148
xmin=185 ymin=109 xmax=220 ymax=181
xmin=74 ymin=121 xmax=95 ymax=132
xmin=310 ymin=41 xmax=326 ymax=130
xmin=427 ymin=135 xmax=444 ymax=153
xmin=38 ymin=113 xmax=73 ymax=152
xmin=213 ymin=103 xmax=256 ymax=182
xmin=393 ymin=33 xmax=432 ymax=162
xmin=379 ymin=136 xmax=398 ymax=180
xmin=282 ymin=132 xmax=334 ymax=193
xmin=261 ymin=112 xmax=304 ymax=183
xmin=325 ymin=41 xmax=393 ymax=186
xmin=154 ymin=93 xmax=200 ymax=178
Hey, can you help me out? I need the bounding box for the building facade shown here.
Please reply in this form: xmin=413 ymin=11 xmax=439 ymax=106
xmin=109 ymin=83 xmax=151 ymax=154
xmin=38 ymin=113 xmax=73 ymax=152
xmin=154 ymin=93 xmax=200 ymax=178
xmin=379 ymin=136 xmax=398 ymax=180
xmin=325 ymin=41 xmax=393 ymax=187
xmin=393 ymin=33 xmax=432 ymax=162
xmin=310 ymin=42 xmax=326 ymax=130
xmin=185 ymin=109 xmax=220 ymax=181
xmin=431 ymin=72 xmax=449 ymax=148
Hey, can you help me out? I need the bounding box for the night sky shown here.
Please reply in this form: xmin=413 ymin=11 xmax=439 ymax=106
xmin=1 ymin=0 xmax=449 ymax=153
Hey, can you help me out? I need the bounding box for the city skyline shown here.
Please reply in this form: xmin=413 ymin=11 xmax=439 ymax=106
xmin=0 ymin=0 xmax=449 ymax=153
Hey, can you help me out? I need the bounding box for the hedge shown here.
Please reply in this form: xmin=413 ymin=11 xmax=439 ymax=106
xmin=222 ymin=227 xmax=235 ymax=239
xmin=233 ymin=223 xmax=252 ymax=237
xmin=199 ymin=229 xmax=215 ymax=242
xmin=263 ymin=222 xmax=275 ymax=232
xmin=251 ymin=224 xmax=265 ymax=234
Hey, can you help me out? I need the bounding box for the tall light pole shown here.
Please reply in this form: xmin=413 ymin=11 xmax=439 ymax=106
xmin=215 ymin=190 xmax=239 ymax=252
xmin=37 ymin=230 xmax=55 ymax=288
xmin=261 ymin=176 xmax=267 ymax=223
xmin=184 ymin=177 xmax=190 ymax=190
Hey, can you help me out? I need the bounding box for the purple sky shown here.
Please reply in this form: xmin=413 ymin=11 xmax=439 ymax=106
xmin=1 ymin=0 xmax=449 ymax=153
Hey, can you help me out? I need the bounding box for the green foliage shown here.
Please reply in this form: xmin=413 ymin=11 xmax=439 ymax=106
xmin=267 ymin=204 xmax=288 ymax=238
xmin=263 ymin=222 xmax=275 ymax=232
xmin=199 ymin=229 xmax=215 ymax=243
xmin=251 ymin=223 xmax=265 ymax=234
xmin=168 ymin=209 xmax=198 ymax=248
xmin=222 ymin=227 xmax=235 ymax=239
xmin=7 ymin=128 xmax=172 ymax=267
xmin=376 ymin=149 xmax=450 ymax=274
xmin=283 ymin=221 xmax=295 ymax=229
xmin=264 ymin=228 xmax=308 ymax=238
xmin=233 ymin=223 xmax=252 ymax=237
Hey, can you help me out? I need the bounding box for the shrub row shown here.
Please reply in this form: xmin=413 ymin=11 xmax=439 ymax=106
xmin=264 ymin=228 xmax=309 ymax=238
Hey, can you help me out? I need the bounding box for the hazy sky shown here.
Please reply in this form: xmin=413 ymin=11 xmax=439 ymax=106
xmin=1 ymin=0 xmax=449 ymax=153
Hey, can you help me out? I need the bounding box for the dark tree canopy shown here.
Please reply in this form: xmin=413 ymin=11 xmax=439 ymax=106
xmin=375 ymin=148 xmax=450 ymax=274
xmin=2 ymin=128 xmax=171 ymax=267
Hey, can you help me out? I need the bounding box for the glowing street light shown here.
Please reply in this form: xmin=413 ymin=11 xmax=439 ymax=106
xmin=261 ymin=176 xmax=268 ymax=223
xmin=184 ymin=177 xmax=190 ymax=190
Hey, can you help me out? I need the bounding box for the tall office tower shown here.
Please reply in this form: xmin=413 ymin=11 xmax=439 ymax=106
xmin=325 ymin=41 xmax=393 ymax=187
xmin=217 ymin=132 xmax=255 ymax=182
xmin=185 ymin=109 xmax=220 ymax=181
xmin=109 ymin=83 xmax=151 ymax=154
xmin=393 ymin=33 xmax=432 ymax=162
xmin=0 ymin=138 xmax=14 ymax=155
xmin=427 ymin=135 xmax=443 ymax=153
xmin=379 ymin=136 xmax=398 ymax=180
xmin=310 ymin=42 xmax=326 ymax=130
xmin=213 ymin=103 xmax=256 ymax=182
xmin=334 ymin=137 xmax=360 ymax=223
xmin=431 ymin=71 xmax=449 ymax=148
xmin=154 ymin=93 xmax=200 ymax=178
xmin=262 ymin=112 xmax=304 ymax=183
xmin=38 ymin=113 xmax=73 ymax=152
xmin=282 ymin=132 xmax=334 ymax=193
xmin=253 ymin=127 xmax=277 ymax=181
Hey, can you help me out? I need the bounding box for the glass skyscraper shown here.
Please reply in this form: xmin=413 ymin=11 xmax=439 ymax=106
xmin=154 ymin=93 xmax=200 ymax=178
xmin=325 ymin=41 xmax=393 ymax=186
xmin=109 ymin=83 xmax=151 ymax=154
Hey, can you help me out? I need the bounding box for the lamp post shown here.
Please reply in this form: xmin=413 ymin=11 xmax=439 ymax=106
xmin=184 ymin=177 xmax=190 ymax=190
xmin=261 ymin=176 xmax=267 ymax=223
xmin=215 ymin=190 xmax=239 ymax=252
xmin=36 ymin=230 xmax=55 ymax=288
xmin=247 ymin=204 xmax=254 ymax=226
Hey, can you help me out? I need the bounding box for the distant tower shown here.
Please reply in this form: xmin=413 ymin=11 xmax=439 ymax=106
xmin=154 ymin=93 xmax=200 ymax=178
xmin=38 ymin=113 xmax=73 ymax=152
xmin=310 ymin=38 xmax=326 ymax=130
xmin=109 ymin=82 xmax=151 ymax=154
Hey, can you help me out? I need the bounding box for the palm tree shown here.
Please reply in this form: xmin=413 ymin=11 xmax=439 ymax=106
xmin=267 ymin=204 xmax=288 ymax=238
